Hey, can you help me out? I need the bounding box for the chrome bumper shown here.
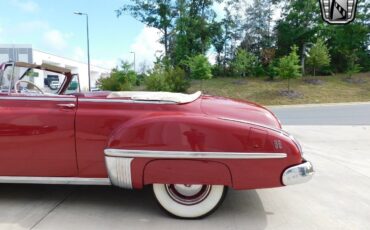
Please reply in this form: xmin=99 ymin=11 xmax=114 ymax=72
xmin=282 ymin=161 xmax=314 ymax=186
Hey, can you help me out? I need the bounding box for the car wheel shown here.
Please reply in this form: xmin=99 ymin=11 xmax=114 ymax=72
xmin=152 ymin=184 xmax=227 ymax=219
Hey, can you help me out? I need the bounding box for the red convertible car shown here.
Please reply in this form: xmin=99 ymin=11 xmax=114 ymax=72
xmin=0 ymin=61 xmax=313 ymax=218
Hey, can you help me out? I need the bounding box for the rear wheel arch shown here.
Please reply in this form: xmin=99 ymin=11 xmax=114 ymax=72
xmin=142 ymin=159 xmax=233 ymax=187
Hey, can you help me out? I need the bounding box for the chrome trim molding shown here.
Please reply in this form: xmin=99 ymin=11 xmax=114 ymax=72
xmin=0 ymin=177 xmax=111 ymax=185
xmin=219 ymin=117 xmax=282 ymax=133
xmin=282 ymin=161 xmax=314 ymax=186
xmin=287 ymin=133 xmax=303 ymax=156
xmin=0 ymin=96 xmax=76 ymax=102
xmin=104 ymin=149 xmax=287 ymax=159
xmin=105 ymin=156 xmax=134 ymax=189
xmin=79 ymin=98 xmax=176 ymax=104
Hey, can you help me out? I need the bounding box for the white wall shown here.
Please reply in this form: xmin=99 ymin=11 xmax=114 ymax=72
xmin=33 ymin=50 xmax=110 ymax=91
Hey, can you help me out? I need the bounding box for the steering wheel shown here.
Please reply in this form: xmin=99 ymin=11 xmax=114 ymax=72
xmin=14 ymin=80 xmax=44 ymax=94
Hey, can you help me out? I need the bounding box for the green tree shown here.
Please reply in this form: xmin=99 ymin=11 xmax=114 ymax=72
xmin=275 ymin=0 xmax=322 ymax=57
xmin=97 ymin=61 xmax=137 ymax=91
xmin=117 ymin=0 xmax=176 ymax=56
xmin=231 ymin=49 xmax=259 ymax=77
xmin=120 ymin=0 xmax=220 ymax=67
xmin=345 ymin=53 xmax=362 ymax=78
xmin=276 ymin=45 xmax=301 ymax=92
xmin=210 ymin=21 xmax=225 ymax=69
xmin=184 ymin=54 xmax=213 ymax=80
xmin=323 ymin=1 xmax=370 ymax=72
xmin=241 ymin=0 xmax=276 ymax=55
xmin=219 ymin=2 xmax=243 ymax=75
xmin=172 ymin=0 xmax=219 ymax=65
xmin=275 ymin=0 xmax=370 ymax=73
xmin=306 ymin=39 xmax=330 ymax=77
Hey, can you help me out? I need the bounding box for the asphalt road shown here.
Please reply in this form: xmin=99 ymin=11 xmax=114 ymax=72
xmin=1 ymin=103 xmax=370 ymax=230
xmin=270 ymin=102 xmax=370 ymax=125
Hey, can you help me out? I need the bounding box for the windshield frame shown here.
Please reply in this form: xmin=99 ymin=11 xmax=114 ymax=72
xmin=0 ymin=61 xmax=73 ymax=95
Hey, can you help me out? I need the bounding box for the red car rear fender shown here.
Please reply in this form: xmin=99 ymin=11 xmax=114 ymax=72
xmin=104 ymin=114 xmax=298 ymax=189
xmin=106 ymin=113 xmax=252 ymax=152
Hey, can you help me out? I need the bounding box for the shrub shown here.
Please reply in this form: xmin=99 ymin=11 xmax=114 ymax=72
xmin=145 ymin=65 xmax=189 ymax=92
xmin=306 ymin=39 xmax=331 ymax=77
xmin=276 ymin=45 xmax=301 ymax=91
xmin=166 ymin=67 xmax=190 ymax=92
xmin=211 ymin=65 xmax=224 ymax=77
xmin=145 ymin=73 xmax=169 ymax=91
xmin=346 ymin=53 xmax=362 ymax=78
xmin=184 ymin=54 xmax=213 ymax=80
xmin=265 ymin=60 xmax=279 ymax=81
xmin=97 ymin=61 xmax=137 ymax=91
xmin=231 ymin=49 xmax=259 ymax=77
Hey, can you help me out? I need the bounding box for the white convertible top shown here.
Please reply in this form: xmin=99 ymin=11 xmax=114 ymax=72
xmin=107 ymin=91 xmax=202 ymax=104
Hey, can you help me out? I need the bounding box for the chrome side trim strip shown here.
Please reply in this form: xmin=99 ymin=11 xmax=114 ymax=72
xmin=0 ymin=177 xmax=111 ymax=185
xmin=105 ymin=157 xmax=133 ymax=189
xmin=79 ymin=98 xmax=176 ymax=104
xmin=219 ymin=117 xmax=282 ymax=133
xmin=0 ymin=96 xmax=76 ymax=102
xmin=104 ymin=149 xmax=287 ymax=159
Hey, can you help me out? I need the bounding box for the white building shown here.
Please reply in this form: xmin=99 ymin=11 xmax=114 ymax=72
xmin=0 ymin=44 xmax=110 ymax=91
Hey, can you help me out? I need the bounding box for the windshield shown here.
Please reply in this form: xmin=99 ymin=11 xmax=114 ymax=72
xmin=0 ymin=64 xmax=14 ymax=93
xmin=0 ymin=64 xmax=68 ymax=95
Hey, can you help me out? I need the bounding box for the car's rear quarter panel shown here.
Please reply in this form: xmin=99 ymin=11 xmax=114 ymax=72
xmin=110 ymin=116 xmax=301 ymax=189
xmin=76 ymin=97 xmax=301 ymax=189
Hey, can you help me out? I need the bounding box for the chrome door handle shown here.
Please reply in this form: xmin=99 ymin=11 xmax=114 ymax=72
xmin=57 ymin=103 xmax=76 ymax=109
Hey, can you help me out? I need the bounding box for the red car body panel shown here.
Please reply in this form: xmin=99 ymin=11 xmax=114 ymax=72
xmin=0 ymin=93 xmax=78 ymax=176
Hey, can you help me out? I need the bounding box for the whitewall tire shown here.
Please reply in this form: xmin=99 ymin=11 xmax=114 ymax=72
xmin=152 ymin=184 xmax=227 ymax=219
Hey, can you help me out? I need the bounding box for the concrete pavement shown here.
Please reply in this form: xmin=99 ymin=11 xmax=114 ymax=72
xmin=0 ymin=125 xmax=369 ymax=229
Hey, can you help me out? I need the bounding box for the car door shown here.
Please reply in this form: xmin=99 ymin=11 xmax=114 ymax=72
xmin=0 ymin=95 xmax=78 ymax=176
xmin=0 ymin=64 xmax=78 ymax=177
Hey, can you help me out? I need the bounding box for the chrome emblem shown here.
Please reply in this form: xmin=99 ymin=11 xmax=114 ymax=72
xmin=319 ymin=0 xmax=358 ymax=24
xmin=274 ymin=140 xmax=283 ymax=150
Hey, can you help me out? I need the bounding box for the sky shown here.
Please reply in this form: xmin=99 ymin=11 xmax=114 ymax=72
xmin=0 ymin=0 xmax=167 ymax=69
xmin=0 ymin=0 xmax=272 ymax=70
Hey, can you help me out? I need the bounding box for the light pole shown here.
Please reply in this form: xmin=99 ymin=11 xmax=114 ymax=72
xmin=130 ymin=51 xmax=136 ymax=72
xmin=74 ymin=11 xmax=91 ymax=91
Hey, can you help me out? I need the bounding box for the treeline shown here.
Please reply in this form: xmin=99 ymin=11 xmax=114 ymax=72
xmin=98 ymin=0 xmax=370 ymax=92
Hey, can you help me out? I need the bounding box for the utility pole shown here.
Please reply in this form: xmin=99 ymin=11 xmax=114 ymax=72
xmin=130 ymin=51 xmax=136 ymax=72
xmin=74 ymin=11 xmax=91 ymax=91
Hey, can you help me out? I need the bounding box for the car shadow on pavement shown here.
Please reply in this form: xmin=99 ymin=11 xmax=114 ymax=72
xmin=0 ymin=184 xmax=268 ymax=230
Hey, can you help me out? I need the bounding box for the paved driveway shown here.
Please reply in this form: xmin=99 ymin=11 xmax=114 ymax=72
xmin=1 ymin=125 xmax=369 ymax=230
xmin=270 ymin=103 xmax=370 ymax=125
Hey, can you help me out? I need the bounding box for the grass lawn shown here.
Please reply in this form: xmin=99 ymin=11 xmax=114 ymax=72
xmin=188 ymin=72 xmax=370 ymax=106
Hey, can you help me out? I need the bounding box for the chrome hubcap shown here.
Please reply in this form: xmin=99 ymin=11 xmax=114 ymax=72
xmin=173 ymin=184 xmax=203 ymax=196
xmin=165 ymin=184 xmax=211 ymax=205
